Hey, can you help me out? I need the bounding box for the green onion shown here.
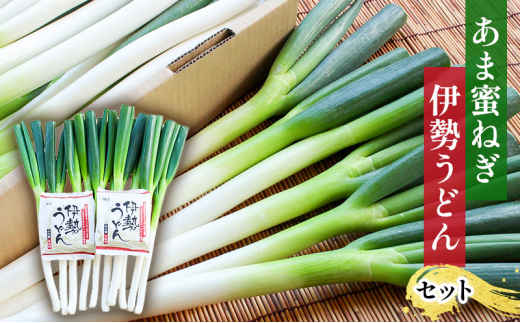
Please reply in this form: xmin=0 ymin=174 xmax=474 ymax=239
xmin=0 ymin=0 xmax=88 ymax=48
xmin=164 ymin=49 xmax=437 ymax=216
xmin=0 ymin=0 xmax=131 ymax=76
xmin=0 ymin=0 xmax=12 ymax=11
xmin=113 ymin=0 xmax=214 ymax=53
xmin=161 ymin=49 xmax=449 ymax=238
xmin=88 ymin=109 xmax=113 ymax=309
xmin=0 ymin=0 xmax=197 ymax=110
xmin=150 ymin=134 xmax=423 ymax=278
xmin=13 ymin=157 xmax=520 ymax=321
xmin=131 ymin=124 xmax=187 ymax=314
xmin=106 ymin=112 xmax=152 ymax=310
xmin=11 ymin=121 xmax=60 ymax=312
xmin=507 ymin=130 xmax=520 ymax=156
xmin=150 ymin=145 xmax=424 ymax=281
xmin=7 ymin=0 xmax=259 ymax=132
xmin=86 ymin=0 xmax=265 ymax=114
xmin=0 ymin=84 xmax=47 ymax=120
xmin=0 ymin=2 xmax=404 ymax=180
xmin=0 ymin=149 xmax=20 ymax=178
xmin=99 ymin=105 xmax=135 ymax=312
xmin=180 ymin=3 xmax=408 ymax=171
xmin=73 ymin=111 xmax=100 ymax=311
xmin=0 ymin=40 xmax=124 ymax=157
xmin=508 ymin=87 xmax=520 ymax=119
xmin=62 ymin=120 xmax=86 ymax=315
xmin=0 ymin=0 xmax=39 ymax=24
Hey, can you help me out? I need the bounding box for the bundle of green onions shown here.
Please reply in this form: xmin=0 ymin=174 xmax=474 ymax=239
xmin=8 ymin=105 xmax=188 ymax=316
xmin=148 ymin=123 xmax=424 ymax=276
xmin=11 ymin=121 xmax=64 ymax=314
xmin=159 ymin=62 xmax=520 ymax=245
xmin=85 ymin=106 xmax=189 ymax=313
xmin=13 ymin=117 xmax=95 ymax=315
xmin=149 ymin=136 xmax=520 ymax=282
xmin=166 ymin=46 xmax=412 ymax=212
xmin=2 ymin=68 xmax=519 ymax=319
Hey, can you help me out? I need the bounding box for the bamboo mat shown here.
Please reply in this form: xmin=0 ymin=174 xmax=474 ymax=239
xmin=142 ymin=0 xmax=520 ymax=321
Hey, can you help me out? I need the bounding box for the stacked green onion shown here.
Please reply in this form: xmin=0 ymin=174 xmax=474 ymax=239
xmin=9 ymin=143 xmax=520 ymax=321
xmin=13 ymin=105 xmax=188 ymax=315
xmin=13 ymin=121 xmax=64 ymax=314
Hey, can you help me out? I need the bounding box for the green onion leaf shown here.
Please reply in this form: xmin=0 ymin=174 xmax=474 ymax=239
xmin=30 ymin=120 xmax=46 ymax=191
xmin=44 ymin=122 xmax=56 ymax=193
xmin=85 ymin=111 xmax=101 ymax=192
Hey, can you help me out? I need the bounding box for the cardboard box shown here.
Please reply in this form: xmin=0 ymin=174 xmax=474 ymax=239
xmin=0 ymin=0 xmax=298 ymax=269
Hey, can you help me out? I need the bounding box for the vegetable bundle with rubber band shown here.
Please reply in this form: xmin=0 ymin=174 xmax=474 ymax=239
xmin=12 ymin=118 xmax=94 ymax=316
xmin=94 ymin=106 xmax=188 ymax=313
xmin=7 ymin=106 xmax=189 ymax=317
xmin=0 ymin=0 xmax=407 ymax=179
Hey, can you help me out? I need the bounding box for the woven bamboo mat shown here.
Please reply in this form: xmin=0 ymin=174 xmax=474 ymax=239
xmin=142 ymin=0 xmax=520 ymax=321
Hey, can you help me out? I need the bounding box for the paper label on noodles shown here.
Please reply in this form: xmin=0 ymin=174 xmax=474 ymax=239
xmin=95 ymin=188 xmax=152 ymax=257
xmin=38 ymin=191 xmax=96 ymax=261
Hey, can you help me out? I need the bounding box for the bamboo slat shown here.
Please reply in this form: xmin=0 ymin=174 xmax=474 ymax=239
xmin=143 ymin=0 xmax=520 ymax=321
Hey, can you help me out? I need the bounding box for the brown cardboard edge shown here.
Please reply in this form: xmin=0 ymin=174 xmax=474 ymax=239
xmin=134 ymin=0 xmax=299 ymax=135
xmin=169 ymin=29 xmax=236 ymax=74
xmin=0 ymin=167 xmax=38 ymax=269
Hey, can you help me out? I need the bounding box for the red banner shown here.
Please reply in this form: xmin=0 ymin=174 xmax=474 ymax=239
xmin=139 ymin=202 xmax=146 ymax=242
xmin=81 ymin=204 xmax=89 ymax=244
xmin=424 ymin=67 xmax=466 ymax=266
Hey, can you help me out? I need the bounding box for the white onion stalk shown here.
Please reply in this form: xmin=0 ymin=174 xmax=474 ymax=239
xmin=24 ymin=0 xmax=260 ymax=125
xmin=0 ymin=247 xmax=50 ymax=305
xmin=86 ymin=0 xmax=267 ymax=114
xmin=88 ymin=256 xmax=101 ymax=309
xmin=0 ymin=0 xmax=186 ymax=110
xmin=67 ymin=260 xmax=77 ymax=315
xmin=0 ymin=0 xmax=12 ymax=11
xmin=0 ymin=0 xmax=261 ymax=175
xmin=101 ymin=256 xmax=112 ymax=313
xmin=0 ymin=0 xmax=39 ymax=25
xmin=78 ymin=258 xmax=91 ymax=311
xmin=58 ymin=261 xmax=67 ymax=316
xmin=0 ymin=273 xmax=54 ymax=319
xmin=0 ymin=0 xmax=88 ymax=48
xmin=0 ymin=0 xmax=131 ymax=76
